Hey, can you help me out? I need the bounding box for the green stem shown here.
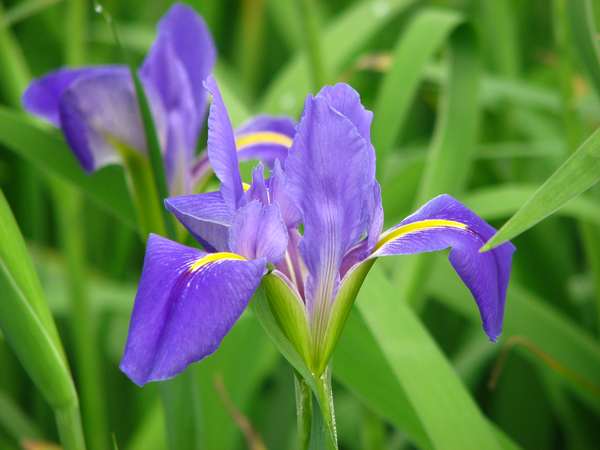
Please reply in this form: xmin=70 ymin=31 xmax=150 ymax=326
xmin=55 ymin=403 xmax=87 ymax=450
xmin=313 ymin=368 xmax=338 ymax=450
xmin=65 ymin=0 xmax=86 ymax=65
xmin=294 ymin=373 xmax=313 ymax=450
xmin=298 ymin=0 xmax=327 ymax=90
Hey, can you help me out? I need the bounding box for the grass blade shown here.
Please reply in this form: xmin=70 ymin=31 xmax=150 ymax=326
xmin=482 ymin=126 xmax=600 ymax=250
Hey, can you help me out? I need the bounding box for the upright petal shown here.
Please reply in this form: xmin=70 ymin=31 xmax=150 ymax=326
xmin=235 ymin=115 xmax=296 ymax=165
xmin=141 ymin=33 xmax=198 ymax=193
xmin=285 ymin=90 xmax=375 ymax=314
xmin=22 ymin=67 xmax=120 ymax=126
xmin=372 ymin=194 xmax=515 ymax=341
xmin=165 ymin=191 xmax=233 ymax=252
xmin=152 ymin=3 xmax=216 ymax=114
xmin=317 ymin=84 xmax=373 ymax=143
xmin=229 ymin=200 xmax=288 ymax=263
xmin=270 ymin=160 xmax=301 ymax=228
xmin=120 ymin=234 xmax=264 ymax=385
xmin=204 ymin=75 xmax=244 ymax=209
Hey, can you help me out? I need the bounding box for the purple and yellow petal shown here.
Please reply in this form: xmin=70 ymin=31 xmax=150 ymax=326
xmin=372 ymin=194 xmax=515 ymax=341
xmin=235 ymin=115 xmax=295 ymax=165
xmin=120 ymin=234 xmax=264 ymax=386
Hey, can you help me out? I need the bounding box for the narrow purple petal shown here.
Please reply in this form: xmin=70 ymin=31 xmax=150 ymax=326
xmin=285 ymin=89 xmax=375 ymax=313
xmin=204 ymin=75 xmax=244 ymax=209
xmin=270 ymin=160 xmax=301 ymax=228
xmin=165 ymin=191 xmax=233 ymax=252
xmin=229 ymin=200 xmax=288 ymax=263
xmin=120 ymin=234 xmax=264 ymax=385
xmin=372 ymin=194 xmax=515 ymax=341
xmin=22 ymin=66 xmax=121 ymax=126
xmin=58 ymin=69 xmax=168 ymax=172
xmin=235 ymin=115 xmax=296 ymax=166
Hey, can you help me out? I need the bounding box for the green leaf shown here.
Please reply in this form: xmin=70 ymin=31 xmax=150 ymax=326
xmin=352 ymin=265 xmax=503 ymax=450
xmin=372 ymin=8 xmax=463 ymax=159
xmin=0 ymin=108 xmax=136 ymax=228
xmin=259 ymin=0 xmax=417 ymax=115
xmin=0 ymin=0 xmax=61 ymax=27
xmin=463 ymin=184 xmax=600 ymax=225
xmin=482 ymin=126 xmax=600 ymax=250
xmin=0 ymin=191 xmax=85 ymax=450
xmin=428 ymin=261 xmax=600 ymax=413
xmin=567 ymin=0 xmax=600 ymax=98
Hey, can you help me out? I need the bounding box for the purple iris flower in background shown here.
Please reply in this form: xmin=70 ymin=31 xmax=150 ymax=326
xmin=22 ymin=3 xmax=295 ymax=195
xmin=120 ymin=76 xmax=515 ymax=386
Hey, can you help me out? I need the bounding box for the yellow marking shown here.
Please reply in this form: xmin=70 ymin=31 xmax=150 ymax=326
xmin=242 ymin=182 xmax=251 ymax=192
xmin=375 ymin=219 xmax=468 ymax=251
xmin=235 ymin=132 xmax=293 ymax=151
xmin=189 ymin=252 xmax=246 ymax=272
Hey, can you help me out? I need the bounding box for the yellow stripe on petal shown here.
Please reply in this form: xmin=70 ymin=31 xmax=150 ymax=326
xmin=375 ymin=219 xmax=468 ymax=251
xmin=242 ymin=182 xmax=251 ymax=192
xmin=235 ymin=132 xmax=293 ymax=151
xmin=189 ymin=252 xmax=246 ymax=273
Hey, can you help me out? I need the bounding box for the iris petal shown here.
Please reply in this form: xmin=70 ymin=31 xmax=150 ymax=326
xmin=165 ymin=191 xmax=233 ymax=252
xmin=120 ymin=234 xmax=264 ymax=386
xmin=58 ymin=69 xmax=167 ymax=172
xmin=372 ymin=194 xmax=515 ymax=341
xmin=235 ymin=115 xmax=296 ymax=165
xmin=229 ymin=200 xmax=288 ymax=262
xmin=204 ymin=75 xmax=244 ymax=209
xmin=286 ymin=89 xmax=375 ymax=316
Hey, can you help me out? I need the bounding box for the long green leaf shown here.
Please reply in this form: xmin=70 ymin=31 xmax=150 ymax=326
xmin=428 ymin=261 xmax=600 ymax=413
xmin=347 ymin=265 xmax=504 ymax=450
xmin=372 ymin=8 xmax=463 ymax=159
xmin=483 ymin=127 xmax=600 ymax=250
xmin=259 ymin=0 xmax=416 ymax=115
xmin=567 ymin=0 xmax=600 ymax=97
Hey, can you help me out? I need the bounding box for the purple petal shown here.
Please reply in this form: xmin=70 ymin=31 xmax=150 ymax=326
xmin=285 ymin=89 xmax=375 ymax=313
xmin=165 ymin=191 xmax=233 ymax=252
xmin=235 ymin=115 xmax=296 ymax=166
xmin=151 ymin=3 xmax=216 ymax=114
xmin=229 ymin=200 xmax=288 ymax=263
xmin=120 ymin=234 xmax=264 ymax=385
xmin=22 ymin=66 xmax=120 ymax=126
xmin=141 ymin=33 xmax=198 ymax=194
xmin=317 ymin=83 xmax=373 ymax=143
xmin=204 ymin=75 xmax=244 ymax=209
xmin=372 ymin=194 xmax=515 ymax=341
xmin=245 ymin=163 xmax=269 ymax=205
xmin=270 ymin=160 xmax=301 ymax=228
xmin=58 ymin=69 xmax=167 ymax=172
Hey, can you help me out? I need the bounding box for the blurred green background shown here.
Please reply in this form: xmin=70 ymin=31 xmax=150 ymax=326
xmin=1 ymin=0 xmax=600 ymax=449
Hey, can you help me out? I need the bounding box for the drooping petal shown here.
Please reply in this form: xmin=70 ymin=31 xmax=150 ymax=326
xmin=22 ymin=66 xmax=120 ymax=126
xmin=372 ymin=194 xmax=515 ymax=341
xmin=229 ymin=200 xmax=288 ymax=263
xmin=58 ymin=69 xmax=167 ymax=172
xmin=120 ymin=234 xmax=264 ymax=386
xmin=204 ymin=75 xmax=244 ymax=210
xmin=235 ymin=115 xmax=296 ymax=165
xmin=285 ymin=89 xmax=375 ymax=314
xmin=165 ymin=191 xmax=233 ymax=252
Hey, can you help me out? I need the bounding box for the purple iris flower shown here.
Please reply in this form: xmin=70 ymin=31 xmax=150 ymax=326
xmin=120 ymin=76 xmax=515 ymax=386
xmin=22 ymin=3 xmax=294 ymax=195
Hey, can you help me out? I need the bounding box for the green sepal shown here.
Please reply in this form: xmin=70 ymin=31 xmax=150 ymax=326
xmin=314 ymin=259 xmax=375 ymax=375
xmin=251 ymin=275 xmax=313 ymax=378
